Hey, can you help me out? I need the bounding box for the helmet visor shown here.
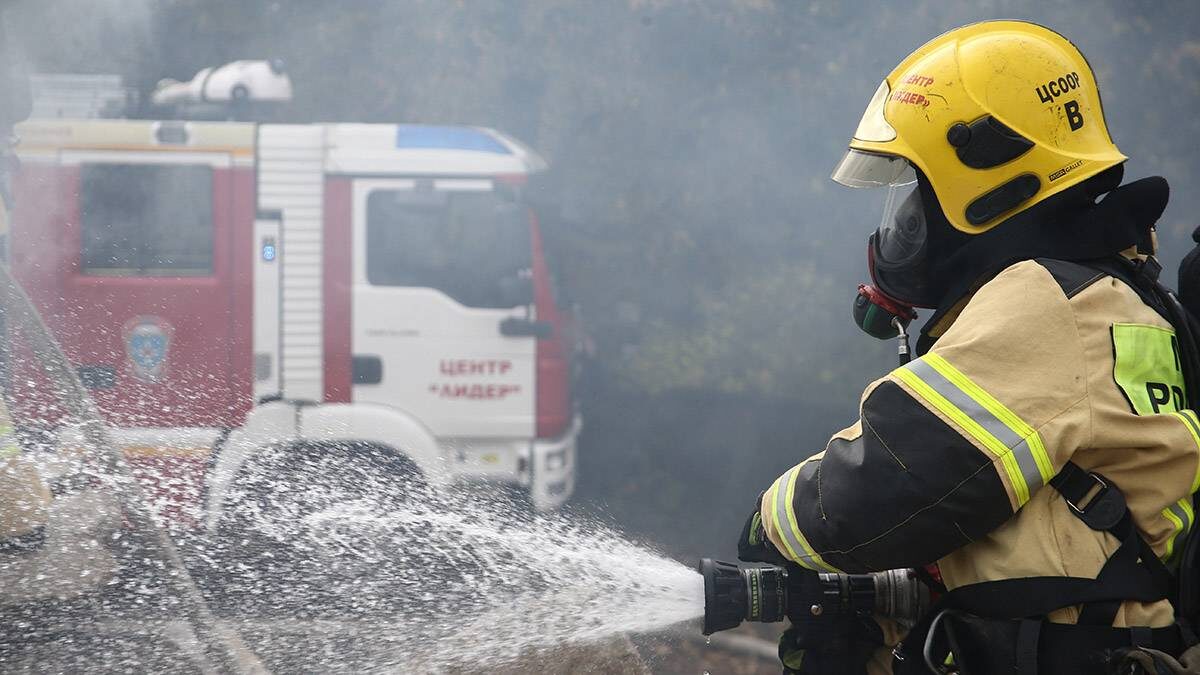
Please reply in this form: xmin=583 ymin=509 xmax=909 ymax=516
xmin=850 ymin=79 xmax=898 ymax=143
xmin=873 ymin=182 xmax=927 ymax=267
xmin=831 ymin=150 xmax=916 ymax=189
xmin=867 ymin=182 xmax=940 ymax=307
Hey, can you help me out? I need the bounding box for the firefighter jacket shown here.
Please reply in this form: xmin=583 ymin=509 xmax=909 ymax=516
xmin=0 ymin=391 xmax=117 ymax=605
xmin=0 ymin=398 xmax=49 ymax=548
xmin=761 ymin=258 xmax=1198 ymax=636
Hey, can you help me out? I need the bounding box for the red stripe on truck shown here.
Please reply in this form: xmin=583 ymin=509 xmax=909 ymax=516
xmin=529 ymin=210 xmax=572 ymax=438
xmin=323 ymin=177 xmax=353 ymax=403
xmin=227 ymin=167 xmax=256 ymax=424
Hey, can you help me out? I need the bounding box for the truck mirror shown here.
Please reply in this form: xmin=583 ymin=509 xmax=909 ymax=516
xmin=499 ymin=317 xmax=553 ymax=339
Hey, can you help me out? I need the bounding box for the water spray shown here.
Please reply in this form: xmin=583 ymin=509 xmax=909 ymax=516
xmin=698 ymin=558 xmax=930 ymax=635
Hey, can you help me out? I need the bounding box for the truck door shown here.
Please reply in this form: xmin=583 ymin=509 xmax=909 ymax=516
xmin=350 ymin=178 xmax=536 ymax=439
xmin=11 ymin=155 xmax=248 ymax=429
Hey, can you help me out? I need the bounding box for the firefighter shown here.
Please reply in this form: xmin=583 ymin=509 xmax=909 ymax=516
xmin=0 ymin=4 xmax=52 ymax=569
xmin=740 ymin=20 xmax=1200 ymax=674
xmin=0 ymin=13 xmax=116 ymax=612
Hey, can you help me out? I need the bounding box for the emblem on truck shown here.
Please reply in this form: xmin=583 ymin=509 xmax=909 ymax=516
xmin=124 ymin=316 xmax=174 ymax=383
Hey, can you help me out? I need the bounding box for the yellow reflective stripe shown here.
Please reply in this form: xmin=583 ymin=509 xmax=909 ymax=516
xmin=1175 ymin=410 xmax=1200 ymax=493
xmin=1183 ymin=498 xmax=1195 ymax=549
xmin=763 ymin=466 xmax=840 ymax=573
xmin=924 ymin=354 xmax=1054 ymax=484
xmin=893 ymin=367 xmax=1030 ymax=506
xmin=782 ymin=467 xmax=840 ymax=573
xmin=1163 ymin=507 xmax=1183 ymax=560
xmin=762 ymin=478 xmax=800 ymax=562
xmin=1163 ymin=497 xmax=1193 ymax=562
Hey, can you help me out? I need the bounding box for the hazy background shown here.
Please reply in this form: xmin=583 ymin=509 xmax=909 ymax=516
xmin=7 ymin=0 xmax=1200 ymax=560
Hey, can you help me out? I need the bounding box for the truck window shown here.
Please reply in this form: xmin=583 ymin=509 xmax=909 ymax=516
xmin=80 ymin=163 xmax=214 ymax=276
xmin=366 ymin=189 xmax=532 ymax=308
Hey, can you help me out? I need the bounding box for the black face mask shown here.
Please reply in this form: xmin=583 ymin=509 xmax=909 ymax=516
xmin=865 ymin=174 xmax=969 ymax=310
xmin=853 ymin=172 xmax=975 ymax=340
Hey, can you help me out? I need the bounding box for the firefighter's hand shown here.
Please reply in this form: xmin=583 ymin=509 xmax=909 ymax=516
xmin=778 ymin=618 xmax=884 ymax=675
xmin=737 ymin=493 xmax=788 ymax=565
xmin=778 ymin=626 xmax=809 ymax=674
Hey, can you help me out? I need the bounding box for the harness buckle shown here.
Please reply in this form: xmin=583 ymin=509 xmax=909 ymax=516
xmin=1064 ymin=473 xmax=1126 ymax=531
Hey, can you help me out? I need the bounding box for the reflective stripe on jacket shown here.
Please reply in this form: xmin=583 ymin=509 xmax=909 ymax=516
xmin=761 ymin=259 xmax=1198 ymax=629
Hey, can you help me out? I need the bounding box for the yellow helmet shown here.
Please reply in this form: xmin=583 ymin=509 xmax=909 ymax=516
xmin=832 ymin=20 xmax=1125 ymax=234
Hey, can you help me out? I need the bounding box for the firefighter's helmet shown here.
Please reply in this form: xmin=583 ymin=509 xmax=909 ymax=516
xmin=831 ymin=20 xmax=1124 ymax=234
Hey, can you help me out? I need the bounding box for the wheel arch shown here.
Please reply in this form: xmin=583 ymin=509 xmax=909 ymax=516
xmin=204 ymin=401 xmax=446 ymax=531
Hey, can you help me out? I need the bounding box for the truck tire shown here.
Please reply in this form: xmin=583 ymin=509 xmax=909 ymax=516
xmin=202 ymin=441 xmax=425 ymax=615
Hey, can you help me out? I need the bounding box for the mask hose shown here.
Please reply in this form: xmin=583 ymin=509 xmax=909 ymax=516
xmin=893 ymin=316 xmax=912 ymax=366
xmin=853 ymin=283 xmax=918 ymax=366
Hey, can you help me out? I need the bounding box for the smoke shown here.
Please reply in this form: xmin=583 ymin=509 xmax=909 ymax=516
xmin=5 ymin=0 xmax=153 ymax=75
xmin=5 ymin=0 xmax=1200 ymax=562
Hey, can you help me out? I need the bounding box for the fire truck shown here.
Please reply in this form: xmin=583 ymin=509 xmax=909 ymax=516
xmin=10 ymin=105 xmax=580 ymax=529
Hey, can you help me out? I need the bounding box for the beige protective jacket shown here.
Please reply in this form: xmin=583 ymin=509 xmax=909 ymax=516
xmin=761 ymin=259 xmax=1199 ymax=669
xmin=0 ymin=398 xmax=49 ymax=545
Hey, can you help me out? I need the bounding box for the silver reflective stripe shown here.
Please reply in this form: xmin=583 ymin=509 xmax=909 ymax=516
xmin=1169 ymin=501 xmax=1192 ymax=532
xmin=772 ymin=466 xmax=828 ymax=571
xmin=905 ymin=359 xmax=1045 ymax=495
xmin=773 ymin=467 xmax=806 ymax=558
xmin=1179 ymin=410 xmax=1200 ymax=444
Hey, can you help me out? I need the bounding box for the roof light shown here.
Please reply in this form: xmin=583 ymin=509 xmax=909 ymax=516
xmin=394 ymin=125 xmax=511 ymax=154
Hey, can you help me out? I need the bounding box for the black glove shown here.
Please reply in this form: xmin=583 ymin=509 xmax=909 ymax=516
xmin=737 ymin=492 xmax=789 ymax=566
xmin=779 ymin=616 xmax=884 ymax=675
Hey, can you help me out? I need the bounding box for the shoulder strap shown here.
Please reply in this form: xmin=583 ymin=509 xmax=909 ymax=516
xmin=1034 ymin=258 xmax=1107 ymax=299
xmin=939 ymin=461 xmax=1172 ymax=625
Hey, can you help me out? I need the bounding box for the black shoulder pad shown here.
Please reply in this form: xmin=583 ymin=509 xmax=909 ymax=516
xmin=1034 ymin=258 xmax=1106 ymax=299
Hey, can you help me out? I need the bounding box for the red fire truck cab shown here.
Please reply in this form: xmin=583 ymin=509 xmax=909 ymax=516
xmin=12 ymin=118 xmax=580 ymax=525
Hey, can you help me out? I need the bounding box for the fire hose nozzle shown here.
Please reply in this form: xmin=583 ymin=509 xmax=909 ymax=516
xmin=699 ymin=558 xmax=930 ymax=636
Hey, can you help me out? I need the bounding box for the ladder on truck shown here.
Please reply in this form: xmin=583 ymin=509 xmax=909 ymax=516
xmin=256 ymin=125 xmax=327 ymax=403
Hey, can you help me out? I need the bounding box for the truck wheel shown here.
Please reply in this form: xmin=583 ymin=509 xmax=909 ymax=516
xmin=204 ymin=441 xmax=425 ymax=615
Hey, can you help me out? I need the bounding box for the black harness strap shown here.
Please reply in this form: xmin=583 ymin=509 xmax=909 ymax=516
xmin=1016 ymin=619 xmax=1040 ymax=675
xmin=896 ymin=255 xmax=1200 ymax=672
xmin=898 ymin=461 xmax=1176 ymax=672
xmin=905 ymin=611 xmax=1185 ymax=675
xmin=1050 ymin=461 xmax=1175 ymax=626
xmin=936 ymin=462 xmax=1171 ymax=624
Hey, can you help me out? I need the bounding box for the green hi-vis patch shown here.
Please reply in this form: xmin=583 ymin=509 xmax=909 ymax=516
xmin=1112 ymin=323 xmax=1186 ymax=415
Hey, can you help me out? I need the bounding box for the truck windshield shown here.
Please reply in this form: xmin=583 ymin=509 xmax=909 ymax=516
xmin=365 ymin=188 xmax=532 ymax=308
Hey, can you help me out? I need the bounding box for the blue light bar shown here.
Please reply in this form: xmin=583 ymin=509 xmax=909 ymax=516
xmin=394 ymin=125 xmax=512 ymax=154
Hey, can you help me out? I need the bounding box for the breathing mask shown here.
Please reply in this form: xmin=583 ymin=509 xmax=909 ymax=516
xmin=835 ymin=151 xmax=945 ymax=347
